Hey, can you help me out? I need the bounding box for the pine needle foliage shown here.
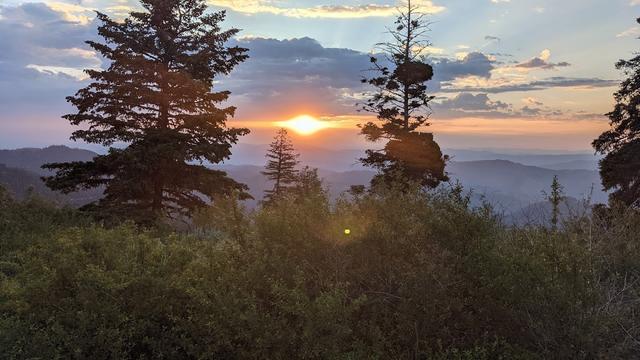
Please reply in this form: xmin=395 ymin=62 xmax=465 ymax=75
xmin=593 ymin=18 xmax=640 ymax=207
xmin=358 ymin=0 xmax=448 ymax=188
xmin=43 ymin=0 xmax=250 ymax=224
xmin=261 ymin=128 xmax=299 ymax=204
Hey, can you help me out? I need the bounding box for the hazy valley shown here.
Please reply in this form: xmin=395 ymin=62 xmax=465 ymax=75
xmin=0 ymin=145 xmax=606 ymax=224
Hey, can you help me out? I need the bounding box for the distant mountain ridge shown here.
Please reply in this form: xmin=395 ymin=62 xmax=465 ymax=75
xmin=0 ymin=145 xmax=97 ymax=175
xmin=227 ymin=144 xmax=601 ymax=171
xmin=0 ymin=146 xmax=607 ymax=219
xmin=0 ymin=146 xmax=101 ymax=205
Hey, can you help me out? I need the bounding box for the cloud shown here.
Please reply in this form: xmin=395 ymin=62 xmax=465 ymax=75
xmin=442 ymin=77 xmax=618 ymax=93
xmin=484 ymin=35 xmax=501 ymax=42
xmin=45 ymin=1 xmax=94 ymax=24
xmin=432 ymin=92 xmax=516 ymax=119
xmin=0 ymin=2 xmax=611 ymax=129
xmin=207 ymin=0 xmax=446 ymax=18
xmin=432 ymin=52 xmax=495 ymax=86
xmin=25 ymin=64 xmax=90 ymax=80
xmin=0 ymin=1 xmax=501 ymax=124
xmin=522 ymin=97 xmax=543 ymax=106
xmin=0 ymin=3 xmax=100 ymax=109
xmin=617 ymin=26 xmax=640 ymax=38
xmin=437 ymin=92 xmax=509 ymax=111
xmin=224 ymin=38 xmax=503 ymax=119
xmin=0 ymin=1 xmax=107 ymax=149
xmin=516 ymin=49 xmax=571 ymax=70
xmin=521 ymin=106 xmax=542 ymax=116
xmin=433 ymin=93 xmax=567 ymax=119
xmin=223 ymin=37 xmax=373 ymax=119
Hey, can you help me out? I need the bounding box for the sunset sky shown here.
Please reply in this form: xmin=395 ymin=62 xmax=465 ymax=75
xmin=0 ymin=0 xmax=637 ymax=152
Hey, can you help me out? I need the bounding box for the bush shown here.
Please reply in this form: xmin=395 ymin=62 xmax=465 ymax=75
xmin=1 ymin=183 xmax=639 ymax=358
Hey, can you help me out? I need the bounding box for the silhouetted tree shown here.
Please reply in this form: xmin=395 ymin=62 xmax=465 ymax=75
xmin=291 ymin=166 xmax=324 ymax=200
xmin=593 ymin=17 xmax=640 ymax=207
xmin=261 ymin=128 xmax=299 ymax=204
xmin=359 ymin=0 xmax=447 ymax=188
xmin=43 ymin=0 xmax=250 ymax=224
xmin=543 ymin=175 xmax=565 ymax=230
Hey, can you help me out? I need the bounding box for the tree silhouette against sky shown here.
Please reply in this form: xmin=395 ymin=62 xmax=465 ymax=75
xmin=44 ymin=0 xmax=250 ymax=224
xmin=261 ymin=128 xmax=299 ymax=204
xmin=358 ymin=0 xmax=448 ymax=188
xmin=593 ymin=17 xmax=640 ymax=207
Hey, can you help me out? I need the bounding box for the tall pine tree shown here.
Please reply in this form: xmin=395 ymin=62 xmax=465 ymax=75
xmin=593 ymin=17 xmax=640 ymax=207
xmin=359 ymin=0 xmax=447 ymax=188
xmin=261 ymin=128 xmax=299 ymax=204
xmin=43 ymin=0 xmax=250 ymax=224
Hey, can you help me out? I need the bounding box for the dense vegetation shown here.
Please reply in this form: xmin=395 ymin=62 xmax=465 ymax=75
xmin=2 ymin=180 xmax=639 ymax=359
xmin=2 ymin=1 xmax=640 ymax=359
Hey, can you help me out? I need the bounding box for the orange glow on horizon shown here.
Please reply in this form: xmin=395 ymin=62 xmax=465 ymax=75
xmin=230 ymin=114 xmax=608 ymax=151
xmin=276 ymin=114 xmax=330 ymax=135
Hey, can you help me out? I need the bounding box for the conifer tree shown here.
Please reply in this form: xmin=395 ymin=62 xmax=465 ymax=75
xmin=43 ymin=0 xmax=250 ymax=224
xmin=261 ymin=128 xmax=299 ymax=203
xmin=359 ymin=0 xmax=447 ymax=188
xmin=291 ymin=166 xmax=325 ymax=201
xmin=593 ymin=17 xmax=640 ymax=207
xmin=543 ymin=175 xmax=565 ymax=230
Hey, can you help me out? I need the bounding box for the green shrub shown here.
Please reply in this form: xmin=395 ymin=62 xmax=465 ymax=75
xmin=1 ymin=184 xmax=639 ymax=358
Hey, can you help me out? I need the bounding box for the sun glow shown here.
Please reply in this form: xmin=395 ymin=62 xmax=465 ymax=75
xmin=278 ymin=115 xmax=329 ymax=135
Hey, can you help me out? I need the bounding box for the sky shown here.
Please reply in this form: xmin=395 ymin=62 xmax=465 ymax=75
xmin=0 ymin=0 xmax=638 ymax=152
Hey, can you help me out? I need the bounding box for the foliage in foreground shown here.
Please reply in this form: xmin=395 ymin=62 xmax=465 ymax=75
xmin=1 ymin=183 xmax=639 ymax=359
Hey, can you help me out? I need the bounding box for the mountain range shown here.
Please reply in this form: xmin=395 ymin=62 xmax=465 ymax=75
xmin=0 ymin=145 xmax=607 ymax=222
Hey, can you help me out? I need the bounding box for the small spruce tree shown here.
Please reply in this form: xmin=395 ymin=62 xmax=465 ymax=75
xmin=261 ymin=128 xmax=299 ymax=204
xmin=543 ymin=175 xmax=566 ymax=230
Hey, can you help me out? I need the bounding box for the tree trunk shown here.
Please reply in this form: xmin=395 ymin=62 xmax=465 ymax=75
xmin=403 ymin=0 xmax=412 ymax=131
xmin=152 ymin=63 xmax=170 ymax=215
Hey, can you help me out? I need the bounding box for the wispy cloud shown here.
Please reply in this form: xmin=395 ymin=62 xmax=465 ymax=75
xmin=442 ymin=76 xmax=618 ymax=94
xmin=44 ymin=1 xmax=94 ymax=24
xmin=207 ymin=0 xmax=445 ymax=18
xmin=25 ymin=64 xmax=91 ymax=80
xmin=515 ymin=49 xmax=571 ymax=70
xmin=617 ymin=26 xmax=640 ymax=38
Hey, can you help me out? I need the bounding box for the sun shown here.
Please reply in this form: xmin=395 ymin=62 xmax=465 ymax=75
xmin=278 ymin=115 xmax=329 ymax=135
